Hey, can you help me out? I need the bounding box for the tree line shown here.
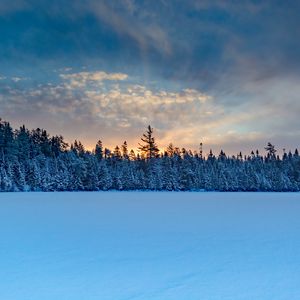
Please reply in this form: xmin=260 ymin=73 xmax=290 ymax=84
xmin=0 ymin=119 xmax=300 ymax=192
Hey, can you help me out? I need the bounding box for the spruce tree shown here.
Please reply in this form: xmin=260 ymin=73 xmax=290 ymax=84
xmin=138 ymin=125 xmax=159 ymax=159
xmin=95 ymin=140 xmax=103 ymax=160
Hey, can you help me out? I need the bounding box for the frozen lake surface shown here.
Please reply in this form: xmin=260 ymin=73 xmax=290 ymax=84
xmin=0 ymin=192 xmax=300 ymax=300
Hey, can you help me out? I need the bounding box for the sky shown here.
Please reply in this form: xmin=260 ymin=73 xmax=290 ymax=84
xmin=0 ymin=0 xmax=300 ymax=155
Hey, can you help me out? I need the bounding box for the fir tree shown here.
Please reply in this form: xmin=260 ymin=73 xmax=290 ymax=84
xmin=138 ymin=125 xmax=159 ymax=159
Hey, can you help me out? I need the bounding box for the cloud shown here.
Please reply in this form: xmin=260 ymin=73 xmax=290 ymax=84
xmin=0 ymin=70 xmax=217 ymax=148
xmin=86 ymin=1 xmax=172 ymax=56
xmin=1 ymin=68 xmax=300 ymax=153
xmin=11 ymin=77 xmax=28 ymax=82
xmin=0 ymin=1 xmax=300 ymax=153
xmin=59 ymin=71 xmax=128 ymax=88
xmin=1 ymin=0 xmax=299 ymax=95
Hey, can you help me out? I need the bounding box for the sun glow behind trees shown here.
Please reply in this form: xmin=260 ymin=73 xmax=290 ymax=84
xmin=0 ymin=118 xmax=300 ymax=192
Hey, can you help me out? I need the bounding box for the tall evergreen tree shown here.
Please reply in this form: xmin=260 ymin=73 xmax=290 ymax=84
xmin=265 ymin=142 xmax=277 ymax=159
xmin=95 ymin=140 xmax=103 ymax=160
xmin=138 ymin=125 xmax=159 ymax=159
xmin=121 ymin=141 xmax=129 ymax=159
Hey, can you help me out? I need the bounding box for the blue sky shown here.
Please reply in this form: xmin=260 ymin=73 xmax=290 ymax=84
xmin=1 ymin=0 xmax=299 ymax=154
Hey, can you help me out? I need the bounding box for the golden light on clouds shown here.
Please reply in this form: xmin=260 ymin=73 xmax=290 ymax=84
xmin=2 ymin=70 xmax=299 ymax=155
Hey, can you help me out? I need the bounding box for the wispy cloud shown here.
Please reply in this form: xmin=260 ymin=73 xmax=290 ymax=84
xmin=2 ymin=69 xmax=299 ymax=153
xmin=0 ymin=1 xmax=299 ymax=153
xmin=60 ymin=71 xmax=128 ymax=89
xmin=83 ymin=1 xmax=172 ymax=56
xmin=11 ymin=76 xmax=28 ymax=82
xmin=0 ymin=70 xmax=218 ymax=148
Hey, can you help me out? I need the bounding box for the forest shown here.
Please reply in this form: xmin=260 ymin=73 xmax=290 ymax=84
xmin=0 ymin=118 xmax=299 ymax=192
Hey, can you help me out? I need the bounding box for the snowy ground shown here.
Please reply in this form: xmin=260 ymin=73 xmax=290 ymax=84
xmin=0 ymin=192 xmax=300 ymax=300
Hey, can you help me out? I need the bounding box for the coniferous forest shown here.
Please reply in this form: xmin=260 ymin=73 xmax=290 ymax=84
xmin=0 ymin=118 xmax=299 ymax=192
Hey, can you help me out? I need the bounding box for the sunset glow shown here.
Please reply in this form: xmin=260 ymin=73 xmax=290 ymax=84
xmin=1 ymin=1 xmax=299 ymax=154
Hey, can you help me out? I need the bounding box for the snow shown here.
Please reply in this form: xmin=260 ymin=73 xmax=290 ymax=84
xmin=0 ymin=192 xmax=300 ymax=300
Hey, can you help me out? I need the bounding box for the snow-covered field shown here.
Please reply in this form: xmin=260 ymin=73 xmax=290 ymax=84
xmin=0 ymin=192 xmax=300 ymax=300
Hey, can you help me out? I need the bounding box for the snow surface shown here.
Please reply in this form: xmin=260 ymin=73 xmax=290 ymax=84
xmin=0 ymin=192 xmax=300 ymax=300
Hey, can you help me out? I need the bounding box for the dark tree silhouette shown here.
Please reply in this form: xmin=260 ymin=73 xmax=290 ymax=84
xmin=138 ymin=125 xmax=159 ymax=159
xmin=265 ymin=142 xmax=277 ymax=159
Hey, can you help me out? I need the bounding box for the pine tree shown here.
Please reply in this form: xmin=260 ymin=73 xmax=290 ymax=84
xmin=121 ymin=141 xmax=129 ymax=159
xmin=166 ymin=143 xmax=175 ymax=157
xmin=98 ymin=160 xmax=112 ymax=190
xmin=138 ymin=125 xmax=159 ymax=159
xmin=129 ymin=149 xmax=136 ymax=161
xmin=113 ymin=146 xmax=122 ymax=160
xmin=265 ymin=142 xmax=277 ymax=159
xmin=95 ymin=140 xmax=103 ymax=160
